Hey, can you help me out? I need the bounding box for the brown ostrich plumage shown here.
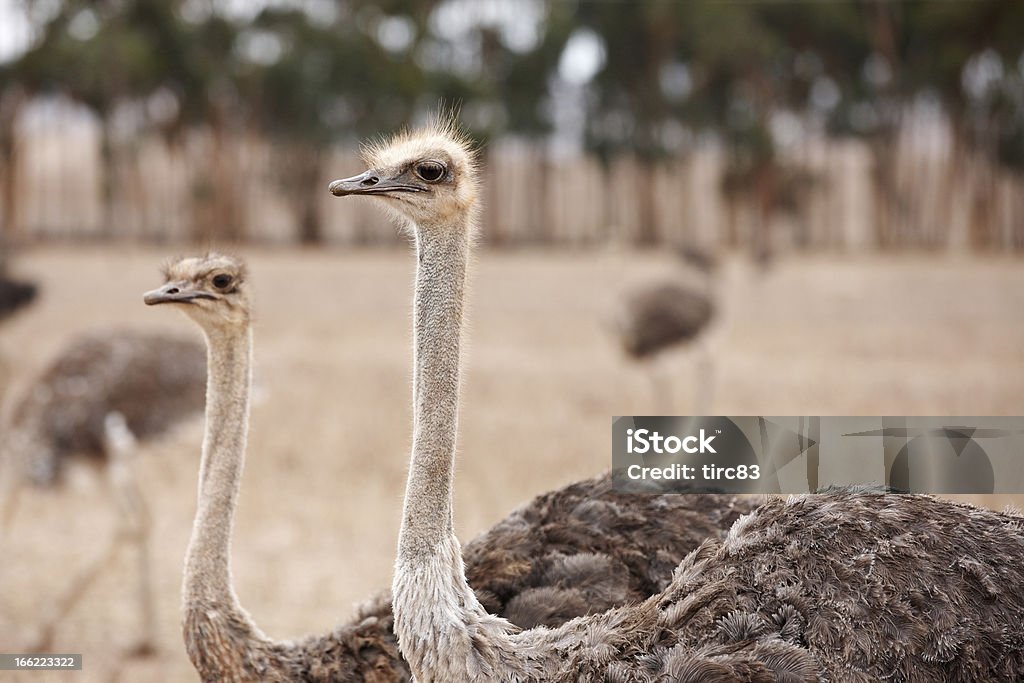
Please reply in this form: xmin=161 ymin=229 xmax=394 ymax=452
xmin=7 ymin=329 xmax=206 ymax=486
xmin=184 ymin=490 xmax=1024 ymax=682
xmin=463 ymin=475 xmax=753 ymax=630
xmin=0 ymin=275 xmax=36 ymax=323
xmin=616 ymin=244 xmax=718 ymax=363
xmin=674 ymin=245 xmax=719 ymax=275
xmin=508 ymin=489 xmax=1024 ymax=682
xmin=617 ymin=282 xmax=713 ymax=360
xmin=184 ymin=474 xmax=755 ymax=683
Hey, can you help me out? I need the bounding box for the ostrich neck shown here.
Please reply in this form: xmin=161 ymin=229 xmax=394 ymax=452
xmin=398 ymin=226 xmax=468 ymax=560
xmin=393 ymin=216 xmax=529 ymax=681
xmin=184 ymin=326 xmax=252 ymax=609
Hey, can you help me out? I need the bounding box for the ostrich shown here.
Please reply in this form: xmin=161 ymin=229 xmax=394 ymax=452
xmin=0 ymin=267 xmax=38 ymax=396
xmin=146 ymin=253 xmax=756 ymax=681
xmin=329 ymin=119 xmax=1024 ymax=682
xmin=0 ymin=274 xmax=36 ymax=322
xmin=0 ymin=237 xmax=37 ymax=323
xmin=0 ymin=329 xmax=207 ymax=654
xmin=674 ymin=244 xmax=719 ymax=275
xmin=615 ymin=243 xmax=720 ymax=414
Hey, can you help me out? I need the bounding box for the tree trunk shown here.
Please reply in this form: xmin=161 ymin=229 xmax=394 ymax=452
xmin=481 ymin=147 xmax=502 ymax=246
xmin=100 ymin=116 xmax=117 ymax=239
xmin=293 ymin=145 xmax=325 ymax=245
xmin=943 ymin=125 xmax=970 ymax=251
xmin=635 ymin=161 xmax=658 ymax=245
xmin=0 ymin=88 xmax=26 ymax=242
xmin=531 ymin=145 xmax=550 ymax=244
xmin=869 ymin=133 xmax=899 ymax=247
xmin=752 ymin=161 xmax=777 ymax=263
xmin=190 ymin=116 xmax=243 ymax=244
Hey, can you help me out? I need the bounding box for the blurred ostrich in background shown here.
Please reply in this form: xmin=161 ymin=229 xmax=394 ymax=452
xmin=0 ymin=246 xmax=39 ymax=397
xmin=0 ymin=274 xmax=36 ymax=322
xmin=614 ymin=245 xmax=718 ymax=414
xmin=0 ymin=329 xmax=206 ymax=655
xmin=0 ymin=274 xmax=36 ymax=396
xmin=0 ymin=239 xmax=37 ymax=321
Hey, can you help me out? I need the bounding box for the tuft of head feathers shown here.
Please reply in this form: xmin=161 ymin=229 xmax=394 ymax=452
xmin=361 ymin=110 xmax=478 ymax=173
xmin=160 ymin=252 xmax=248 ymax=286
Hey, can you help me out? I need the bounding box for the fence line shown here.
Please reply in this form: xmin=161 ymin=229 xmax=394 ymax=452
xmin=1 ymin=99 xmax=1022 ymax=251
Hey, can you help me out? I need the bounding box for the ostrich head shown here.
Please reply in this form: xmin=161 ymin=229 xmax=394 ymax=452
xmin=328 ymin=117 xmax=479 ymax=233
xmin=144 ymin=253 xmax=250 ymax=329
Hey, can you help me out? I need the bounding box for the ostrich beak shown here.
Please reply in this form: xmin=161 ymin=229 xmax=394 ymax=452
xmin=329 ymin=170 xmax=426 ymax=197
xmin=144 ymin=281 xmax=215 ymax=306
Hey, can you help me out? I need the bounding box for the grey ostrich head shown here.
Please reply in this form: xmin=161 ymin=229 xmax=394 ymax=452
xmin=144 ymin=253 xmax=251 ymax=329
xmin=328 ymin=117 xmax=479 ymax=233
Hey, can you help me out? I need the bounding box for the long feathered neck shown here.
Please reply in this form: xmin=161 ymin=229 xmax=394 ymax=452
xmin=182 ymin=324 xmax=276 ymax=678
xmin=393 ymin=211 xmax=526 ymax=681
xmin=399 ymin=223 xmax=469 ymax=560
xmin=186 ymin=325 xmax=252 ymax=604
xmin=180 ymin=323 xmax=405 ymax=682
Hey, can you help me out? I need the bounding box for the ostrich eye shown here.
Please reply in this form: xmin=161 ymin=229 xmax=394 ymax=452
xmin=414 ymin=161 xmax=446 ymax=182
xmin=212 ymin=274 xmax=233 ymax=290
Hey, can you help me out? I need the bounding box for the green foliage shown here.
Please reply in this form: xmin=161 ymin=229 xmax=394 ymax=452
xmin=0 ymin=0 xmax=1020 ymax=170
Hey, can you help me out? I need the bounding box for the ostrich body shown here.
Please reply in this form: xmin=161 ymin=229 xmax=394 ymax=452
xmin=0 ymin=274 xmax=36 ymax=323
xmin=615 ymin=246 xmax=717 ymax=413
xmin=146 ymin=253 xmax=757 ymax=682
xmin=1 ymin=329 xmax=206 ymax=653
xmin=0 ymin=237 xmax=38 ymax=324
xmin=617 ymin=283 xmax=712 ymax=360
xmin=6 ymin=331 xmax=206 ymax=485
xmin=0 ymin=271 xmax=38 ymax=397
xmin=330 ymin=120 xmax=1024 ymax=682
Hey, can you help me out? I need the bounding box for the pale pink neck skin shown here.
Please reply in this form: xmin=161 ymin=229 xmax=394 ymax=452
xmin=183 ymin=325 xmax=254 ymax=616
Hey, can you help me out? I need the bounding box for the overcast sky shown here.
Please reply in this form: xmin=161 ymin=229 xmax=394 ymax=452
xmin=0 ymin=0 xmax=603 ymax=82
xmin=0 ymin=0 xmax=36 ymax=64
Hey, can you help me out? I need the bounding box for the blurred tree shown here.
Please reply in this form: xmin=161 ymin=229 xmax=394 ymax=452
xmin=790 ymin=0 xmax=1024 ymax=246
xmin=240 ymin=1 xmax=440 ymax=242
xmin=576 ymin=0 xmax=815 ymax=248
xmin=413 ymin=0 xmax=575 ymax=243
xmin=0 ymin=0 xmax=1019 ymax=248
xmin=575 ymin=1 xmax=684 ymax=244
xmin=906 ymin=0 xmax=1024 ymax=246
xmin=5 ymin=1 xmax=166 ymax=235
xmin=1 ymin=0 xmax=245 ymax=241
xmin=0 ymin=86 xmax=28 ymax=238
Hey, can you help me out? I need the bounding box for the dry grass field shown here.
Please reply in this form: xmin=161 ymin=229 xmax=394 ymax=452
xmin=0 ymin=245 xmax=1022 ymax=682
